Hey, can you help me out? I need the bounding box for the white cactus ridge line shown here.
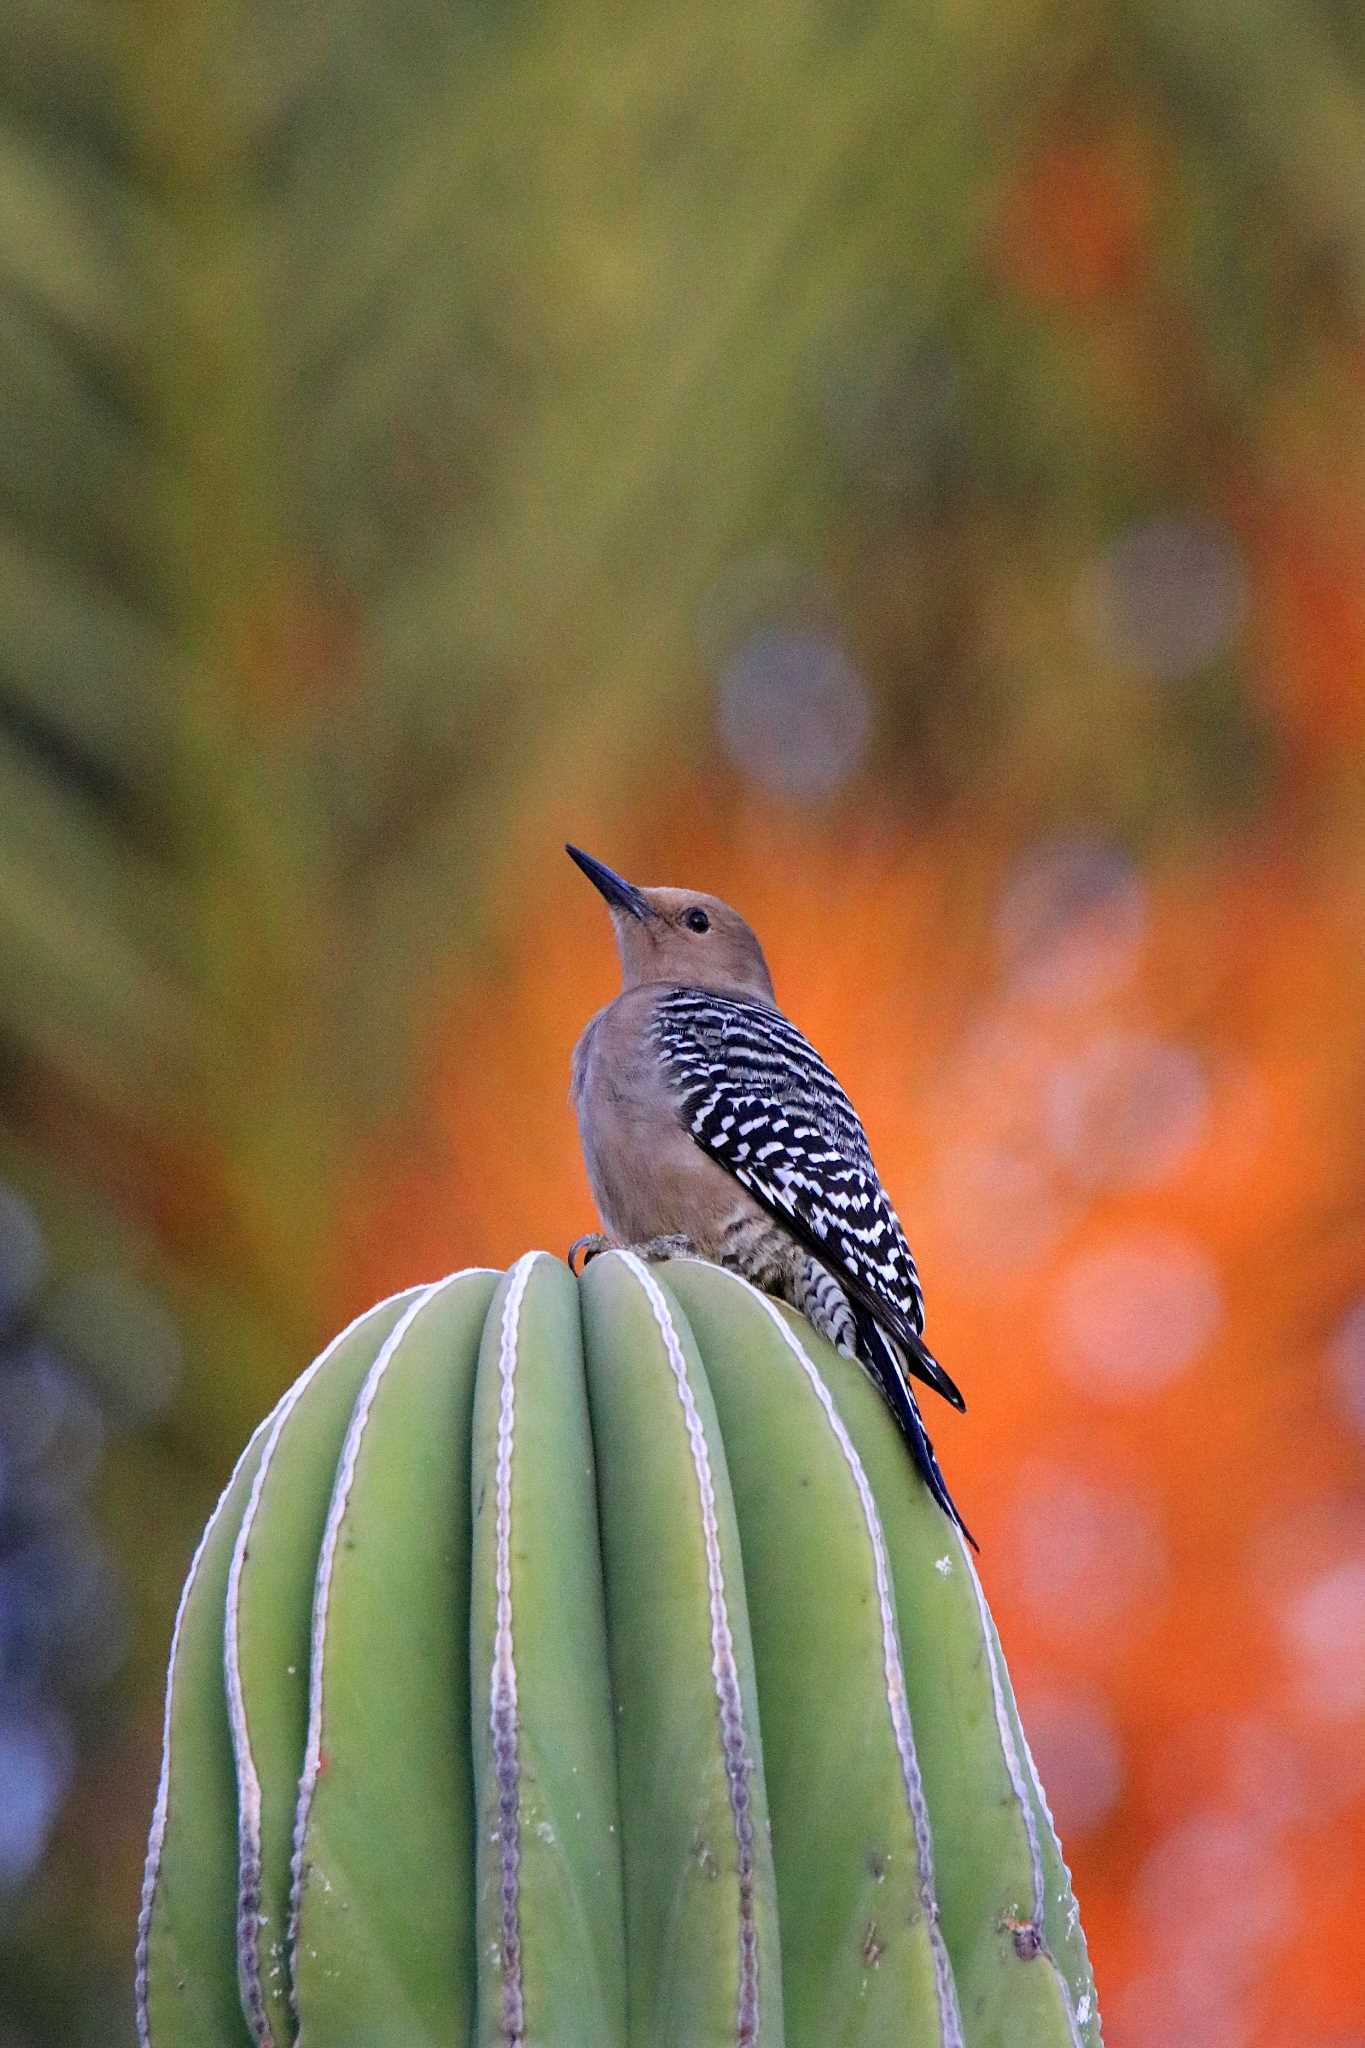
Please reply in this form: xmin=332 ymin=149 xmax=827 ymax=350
xmin=617 ymin=1252 xmax=762 ymax=2048
xmin=134 ymin=1393 xmax=286 ymax=2048
xmin=955 ymin=1537 xmax=1045 ymax=1927
xmin=283 ymin=1268 xmax=500 ymax=2018
xmin=221 ymin=1282 xmax=439 ymax=2045
xmin=1016 ymin=1711 xmax=1092 ymax=1981
xmin=137 ymin=1281 xmax=424 ymax=2048
xmin=710 ymin=1267 xmax=966 ymax=2048
xmin=490 ymin=1251 xmax=543 ymax=2048
xmin=956 ymin=1542 xmax=1091 ymax=2048
xmin=1018 ymin=1720 xmax=1097 ymax=2048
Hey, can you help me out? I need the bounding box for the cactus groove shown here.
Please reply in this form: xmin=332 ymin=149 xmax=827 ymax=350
xmin=137 ymin=1252 xmax=1102 ymax=2048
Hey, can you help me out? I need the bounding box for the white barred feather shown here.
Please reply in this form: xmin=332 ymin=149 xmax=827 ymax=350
xmin=650 ymin=988 xmax=927 ymax=1333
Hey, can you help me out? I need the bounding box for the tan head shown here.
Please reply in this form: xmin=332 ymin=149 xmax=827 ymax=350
xmin=566 ymin=845 xmax=776 ymax=1004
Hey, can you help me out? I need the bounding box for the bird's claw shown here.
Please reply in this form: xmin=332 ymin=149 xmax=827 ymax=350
xmin=567 ymin=1232 xmax=616 ymax=1273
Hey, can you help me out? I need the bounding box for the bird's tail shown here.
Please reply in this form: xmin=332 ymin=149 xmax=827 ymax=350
xmin=854 ymin=1309 xmax=977 ymax=1550
xmin=900 ymin=1325 xmax=966 ymax=1413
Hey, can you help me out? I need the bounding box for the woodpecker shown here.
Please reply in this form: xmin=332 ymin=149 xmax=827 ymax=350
xmin=566 ymin=844 xmax=974 ymax=1546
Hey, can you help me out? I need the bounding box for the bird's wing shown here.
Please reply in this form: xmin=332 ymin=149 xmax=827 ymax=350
xmin=652 ymin=988 xmax=965 ymax=1414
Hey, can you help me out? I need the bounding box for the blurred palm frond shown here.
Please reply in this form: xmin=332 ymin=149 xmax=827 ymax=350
xmin=0 ymin=0 xmax=1074 ymax=1363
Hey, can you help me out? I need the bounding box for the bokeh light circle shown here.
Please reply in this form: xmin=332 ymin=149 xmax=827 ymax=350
xmin=0 ymin=1710 xmax=72 ymax=1890
xmin=1120 ymin=1805 xmax=1299 ymax=2045
xmin=0 ymin=1344 xmax=105 ymax=1512
xmin=1136 ymin=1809 xmax=1296 ymax=1971
xmin=1046 ymin=1032 xmax=1208 ymax=1190
xmin=716 ymin=625 xmax=872 ymax=799
xmin=1328 ymin=1297 xmax=1365 ymax=1440
xmin=1007 ymin=1463 xmax=1166 ymax=1634
xmin=1015 ymin=1684 xmax=1124 ymax=1838
xmin=933 ymin=1142 xmax=1066 ymax=1274
xmin=1076 ymin=515 xmax=1248 ymax=681
xmin=1282 ymin=1553 xmax=1365 ymax=1720
xmin=1050 ymin=1232 xmax=1223 ymax=1399
xmin=0 ymin=1179 xmax=46 ymax=1327
xmin=996 ymin=838 xmax=1147 ymax=1007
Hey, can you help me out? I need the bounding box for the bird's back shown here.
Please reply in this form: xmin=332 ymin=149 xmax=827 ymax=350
xmin=649 ymin=986 xmax=930 ymax=1339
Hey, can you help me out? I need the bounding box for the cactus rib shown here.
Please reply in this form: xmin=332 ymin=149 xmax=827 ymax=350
xmin=959 ymin=1541 xmax=1050 ymax=1939
xmin=137 ymin=1403 xmax=277 ymax=2048
xmin=488 ymin=1253 xmax=535 ymax=2044
xmin=714 ymin=1266 xmax=965 ymax=2045
xmin=752 ymin=1280 xmax=1102 ymax=2046
xmin=288 ymin=1266 xmax=500 ymax=2046
xmin=227 ymin=1289 xmax=422 ymax=2045
xmin=974 ymin=1592 xmax=1095 ymax=2046
xmin=662 ymin=1259 xmax=965 ymax=2046
xmin=139 ymin=1288 xmax=421 ymax=2048
xmin=579 ymin=1251 xmax=783 ymax=2048
xmin=469 ymin=1254 xmax=627 ymax=2048
xmin=622 ymin=1254 xmax=763 ymax=2043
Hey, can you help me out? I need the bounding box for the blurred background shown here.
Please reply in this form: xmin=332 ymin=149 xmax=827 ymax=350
xmin=2 ymin=1 xmax=1364 ymax=2042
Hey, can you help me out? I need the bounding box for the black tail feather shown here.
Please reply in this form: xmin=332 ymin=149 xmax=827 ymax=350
xmin=900 ymin=1325 xmax=967 ymax=1414
xmin=855 ymin=1310 xmax=977 ymax=1550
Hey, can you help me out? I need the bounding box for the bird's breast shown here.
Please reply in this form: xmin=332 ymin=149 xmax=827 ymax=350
xmin=571 ymin=991 xmax=761 ymax=1251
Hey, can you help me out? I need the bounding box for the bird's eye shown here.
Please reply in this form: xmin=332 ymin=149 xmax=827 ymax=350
xmin=683 ymin=907 xmax=711 ymax=934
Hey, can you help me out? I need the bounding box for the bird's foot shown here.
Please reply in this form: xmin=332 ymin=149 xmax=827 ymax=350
xmin=631 ymin=1232 xmax=699 ymax=1263
xmin=567 ymin=1232 xmax=616 ymax=1272
xmin=567 ymin=1231 xmax=699 ymax=1273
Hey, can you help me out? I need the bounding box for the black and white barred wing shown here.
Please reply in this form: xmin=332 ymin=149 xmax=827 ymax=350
xmin=652 ymin=988 xmax=965 ymax=1413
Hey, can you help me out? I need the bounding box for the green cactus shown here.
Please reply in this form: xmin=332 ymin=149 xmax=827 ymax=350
xmin=136 ymin=1252 xmax=1102 ymax=2048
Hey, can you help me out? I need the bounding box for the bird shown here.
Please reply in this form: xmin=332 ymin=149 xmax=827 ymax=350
xmin=565 ymin=843 xmax=974 ymax=1546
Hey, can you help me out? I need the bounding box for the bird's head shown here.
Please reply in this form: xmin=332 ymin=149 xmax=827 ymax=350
xmin=566 ymin=845 xmax=776 ymax=1004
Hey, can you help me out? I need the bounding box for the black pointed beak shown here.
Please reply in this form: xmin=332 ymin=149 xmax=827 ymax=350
xmin=565 ymin=844 xmax=653 ymax=921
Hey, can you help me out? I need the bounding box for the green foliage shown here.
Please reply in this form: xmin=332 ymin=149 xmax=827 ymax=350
xmin=138 ymin=1254 xmax=1100 ymax=2047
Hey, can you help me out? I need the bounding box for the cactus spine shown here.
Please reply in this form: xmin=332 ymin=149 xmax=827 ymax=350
xmin=137 ymin=1252 xmax=1101 ymax=2047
